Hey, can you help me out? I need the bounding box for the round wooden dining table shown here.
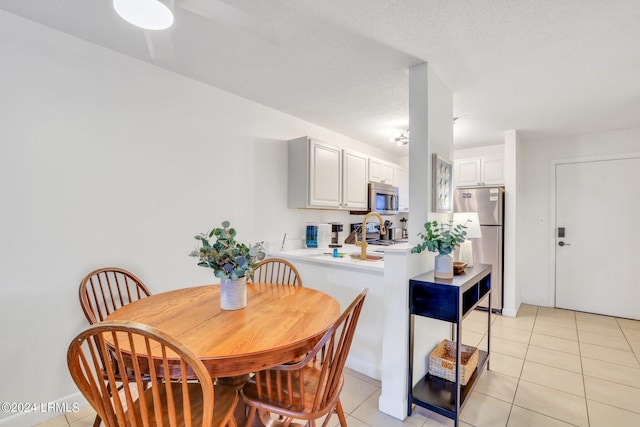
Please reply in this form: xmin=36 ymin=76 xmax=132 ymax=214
xmin=104 ymin=282 xmax=341 ymax=378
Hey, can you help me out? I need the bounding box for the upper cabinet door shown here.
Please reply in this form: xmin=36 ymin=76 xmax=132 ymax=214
xmin=482 ymin=157 xmax=505 ymax=185
xmin=455 ymin=159 xmax=482 ymax=187
xmin=369 ymin=157 xmax=394 ymax=184
xmin=454 ymin=157 xmax=504 ymax=187
xmin=309 ymin=140 xmax=342 ymax=207
xmin=342 ymin=150 xmax=368 ymax=209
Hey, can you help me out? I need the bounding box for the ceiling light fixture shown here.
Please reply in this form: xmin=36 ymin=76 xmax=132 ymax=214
xmin=390 ymin=129 xmax=410 ymax=146
xmin=113 ymin=0 xmax=174 ymax=30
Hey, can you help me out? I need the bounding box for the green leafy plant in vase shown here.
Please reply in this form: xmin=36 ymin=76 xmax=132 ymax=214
xmin=190 ymin=220 xmax=262 ymax=309
xmin=411 ymin=220 xmax=468 ymax=279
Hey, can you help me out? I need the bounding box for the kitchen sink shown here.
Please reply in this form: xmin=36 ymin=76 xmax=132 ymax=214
xmin=349 ymin=253 xmax=384 ymax=261
xmin=309 ymin=251 xmax=384 ymax=261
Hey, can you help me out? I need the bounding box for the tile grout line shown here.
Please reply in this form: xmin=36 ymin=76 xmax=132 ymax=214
xmin=340 ymin=382 xmax=379 ymax=427
xmin=617 ymin=317 xmax=640 ymax=367
xmin=503 ymin=304 xmax=538 ymax=427
xmin=573 ymin=311 xmax=592 ymax=427
xmin=524 ymin=307 xmax=592 ymax=426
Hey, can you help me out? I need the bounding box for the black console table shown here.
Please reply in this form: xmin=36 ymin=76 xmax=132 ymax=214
xmin=408 ymin=264 xmax=492 ymax=426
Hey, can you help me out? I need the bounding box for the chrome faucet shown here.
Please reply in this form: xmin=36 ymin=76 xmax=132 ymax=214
xmin=354 ymin=212 xmax=386 ymax=260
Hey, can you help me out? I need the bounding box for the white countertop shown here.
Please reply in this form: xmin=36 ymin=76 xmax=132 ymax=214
xmin=269 ymin=242 xmax=412 ymax=272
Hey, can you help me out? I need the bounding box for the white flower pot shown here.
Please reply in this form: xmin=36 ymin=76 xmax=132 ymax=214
xmin=434 ymin=253 xmax=453 ymax=279
xmin=220 ymin=276 xmax=247 ymax=310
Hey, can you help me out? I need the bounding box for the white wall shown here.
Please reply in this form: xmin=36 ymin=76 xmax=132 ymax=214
xmin=427 ymin=64 xmax=454 ymax=222
xmin=503 ymin=130 xmax=520 ymax=317
xmin=518 ymin=127 xmax=640 ymax=306
xmin=0 ymin=11 xmax=402 ymax=425
xmin=453 ymin=143 xmax=504 ymax=161
xmin=407 ymin=63 xmax=453 ymax=241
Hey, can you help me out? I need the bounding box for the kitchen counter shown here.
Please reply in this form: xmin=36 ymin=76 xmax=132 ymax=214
xmin=271 ymin=242 xmax=412 ymax=272
xmin=267 ymin=242 xmax=412 ymax=380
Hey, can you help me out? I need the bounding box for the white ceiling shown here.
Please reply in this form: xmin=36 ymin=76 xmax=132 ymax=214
xmin=2 ymin=0 xmax=640 ymax=154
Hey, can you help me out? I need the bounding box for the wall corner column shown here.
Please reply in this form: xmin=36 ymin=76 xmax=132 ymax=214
xmin=502 ymin=129 xmax=520 ymax=317
xmin=379 ymin=62 xmax=453 ymax=420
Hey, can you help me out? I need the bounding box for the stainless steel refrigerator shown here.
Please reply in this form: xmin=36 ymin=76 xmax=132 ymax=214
xmin=454 ymin=186 xmax=505 ymax=313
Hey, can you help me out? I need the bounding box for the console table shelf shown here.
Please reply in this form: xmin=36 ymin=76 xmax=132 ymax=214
xmin=408 ymin=264 xmax=492 ymax=426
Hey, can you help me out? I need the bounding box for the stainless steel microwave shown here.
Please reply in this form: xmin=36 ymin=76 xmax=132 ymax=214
xmin=369 ymin=182 xmax=399 ymax=215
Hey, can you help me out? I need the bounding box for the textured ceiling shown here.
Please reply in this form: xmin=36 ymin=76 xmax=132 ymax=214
xmin=2 ymin=0 xmax=640 ymax=154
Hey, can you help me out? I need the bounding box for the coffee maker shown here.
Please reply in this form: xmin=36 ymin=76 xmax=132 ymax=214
xmin=329 ymin=222 xmax=343 ymax=247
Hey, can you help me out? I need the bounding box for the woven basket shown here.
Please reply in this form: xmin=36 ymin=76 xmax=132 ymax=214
xmin=429 ymin=339 xmax=479 ymax=386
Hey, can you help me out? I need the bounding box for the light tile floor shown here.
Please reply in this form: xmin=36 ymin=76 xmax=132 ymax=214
xmin=37 ymin=304 xmax=640 ymax=427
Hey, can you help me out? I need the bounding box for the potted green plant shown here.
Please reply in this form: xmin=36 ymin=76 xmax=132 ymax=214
xmin=190 ymin=220 xmax=261 ymax=310
xmin=411 ymin=220 xmax=468 ymax=279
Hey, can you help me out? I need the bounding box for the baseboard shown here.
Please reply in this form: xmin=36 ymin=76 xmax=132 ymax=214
xmin=502 ymin=307 xmax=517 ymax=317
xmin=345 ymin=355 xmax=381 ymax=381
xmin=378 ymin=392 xmax=408 ymax=421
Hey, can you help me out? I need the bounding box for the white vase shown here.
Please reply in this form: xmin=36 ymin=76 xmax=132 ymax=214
xmin=220 ymin=276 xmax=247 ymax=310
xmin=434 ymin=253 xmax=453 ymax=279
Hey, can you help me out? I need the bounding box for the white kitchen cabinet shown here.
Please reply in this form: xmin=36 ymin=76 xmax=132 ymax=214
xmin=455 ymin=159 xmax=481 ymax=187
xmin=288 ymin=137 xmax=370 ymax=210
xmin=482 ymin=157 xmax=505 ymax=185
xmin=393 ymin=165 xmax=409 ymax=212
xmin=454 ymin=156 xmax=504 ymax=187
xmin=342 ymin=149 xmax=369 ymax=209
xmin=288 ymin=136 xmax=342 ymax=208
xmin=369 ymin=157 xmax=394 ymax=184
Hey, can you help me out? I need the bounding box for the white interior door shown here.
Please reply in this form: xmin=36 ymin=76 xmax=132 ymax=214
xmin=555 ymin=156 xmax=640 ymax=320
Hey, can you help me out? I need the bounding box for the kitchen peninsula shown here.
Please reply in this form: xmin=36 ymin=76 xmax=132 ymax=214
xmin=272 ymin=241 xmax=453 ymax=421
xmin=272 ymin=242 xmax=405 ymax=380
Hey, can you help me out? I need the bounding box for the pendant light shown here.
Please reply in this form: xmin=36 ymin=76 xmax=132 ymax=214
xmin=113 ymin=0 xmax=174 ymax=30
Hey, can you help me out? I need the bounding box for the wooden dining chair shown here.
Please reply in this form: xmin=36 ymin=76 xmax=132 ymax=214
xmin=251 ymin=258 xmax=303 ymax=286
xmin=79 ymin=267 xmax=152 ymax=324
xmin=240 ymin=288 xmax=368 ymax=427
xmin=78 ymin=267 xmax=153 ymax=426
xmin=68 ymin=320 xmax=239 ymax=427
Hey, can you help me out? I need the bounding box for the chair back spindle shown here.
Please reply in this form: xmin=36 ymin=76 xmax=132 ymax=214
xmin=251 ymin=258 xmax=302 ymax=286
xmin=79 ymin=268 xmax=152 ymax=324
